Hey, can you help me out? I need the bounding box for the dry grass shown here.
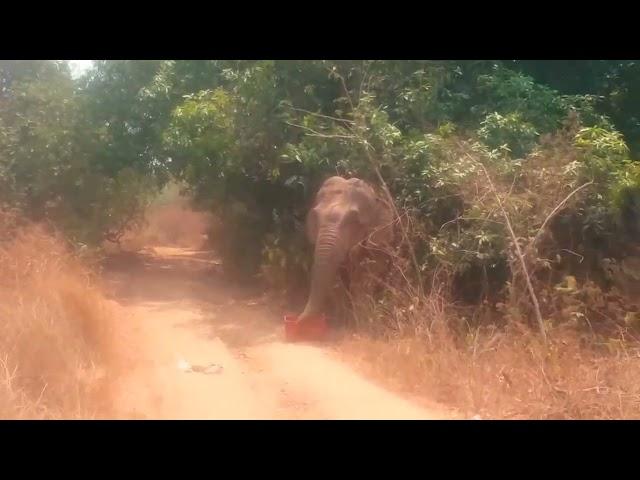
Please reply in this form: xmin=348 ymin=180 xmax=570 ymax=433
xmin=337 ymin=289 xmax=640 ymax=419
xmin=0 ymin=210 xmax=122 ymax=419
xmin=336 ymin=220 xmax=640 ymax=419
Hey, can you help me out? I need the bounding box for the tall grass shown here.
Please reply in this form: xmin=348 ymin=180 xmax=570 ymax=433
xmin=0 ymin=209 xmax=120 ymax=418
xmin=340 ymin=319 xmax=640 ymax=419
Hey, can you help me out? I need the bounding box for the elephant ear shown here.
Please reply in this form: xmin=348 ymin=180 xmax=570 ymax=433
xmin=347 ymin=179 xmax=378 ymax=227
xmin=368 ymin=196 xmax=395 ymax=246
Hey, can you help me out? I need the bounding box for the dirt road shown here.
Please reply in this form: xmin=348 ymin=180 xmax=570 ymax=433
xmin=103 ymin=246 xmax=452 ymax=419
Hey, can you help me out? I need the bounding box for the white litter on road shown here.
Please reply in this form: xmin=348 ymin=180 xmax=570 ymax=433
xmin=177 ymin=358 xmax=223 ymax=375
xmin=177 ymin=358 xmax=191 ymax=371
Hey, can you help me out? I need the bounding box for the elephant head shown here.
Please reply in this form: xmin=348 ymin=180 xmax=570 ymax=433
xmin=299 ymin=176 xmax=394 ymax=322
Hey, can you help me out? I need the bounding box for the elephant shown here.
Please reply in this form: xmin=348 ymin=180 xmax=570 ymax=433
xmin=298 ymin=176 xmax=395 ymax=323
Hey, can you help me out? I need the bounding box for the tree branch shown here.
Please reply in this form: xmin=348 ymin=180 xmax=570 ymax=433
xmin=532 ymin=181 xmax=593 ymax=248
xmin=285 ymin=121 xmax=356 ymax=140
xmin=287 ymin=106 xmax=355 ymax=124
xmin=473 ymin=157 xmax=547 ymax=343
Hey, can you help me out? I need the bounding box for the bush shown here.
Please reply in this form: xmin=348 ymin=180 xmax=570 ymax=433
xmin=477 ymin=112 xmax=539 ymax=158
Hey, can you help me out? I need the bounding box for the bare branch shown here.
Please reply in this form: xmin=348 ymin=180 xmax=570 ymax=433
xmin=560 ymin=249 xmax=585 ymax=263
xmin=287 ymin=106 xmax=355 ymax=124
xmin=285 ymin=121 xmax=356 ymax=140
xmin=532 ymin=181 xmax=593 ymax=248
xmin=471 ymin=155 xmax=547 ymax=344
xmin=439 ymin=215 xmax=505 ymax=232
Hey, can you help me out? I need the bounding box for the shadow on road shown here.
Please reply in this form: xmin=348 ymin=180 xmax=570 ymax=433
xmin=102 ymin=247 xmax=286 ymax=349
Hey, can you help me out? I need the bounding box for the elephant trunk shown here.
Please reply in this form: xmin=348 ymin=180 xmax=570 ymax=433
xmin=299 ymin=224 xmax=344 ymax=321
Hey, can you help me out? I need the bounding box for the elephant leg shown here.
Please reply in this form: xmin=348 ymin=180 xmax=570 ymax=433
xmin=325 ymin=275 xmax=350 ymax=327
xmin=349 ymin=262 xmax=369 ymax=304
